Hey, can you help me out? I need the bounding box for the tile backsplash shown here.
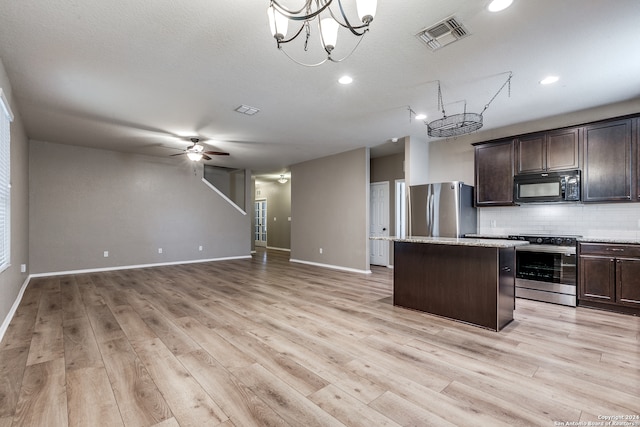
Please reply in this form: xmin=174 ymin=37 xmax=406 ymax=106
xmin=478 ymin=203 xmax=640 ymax=239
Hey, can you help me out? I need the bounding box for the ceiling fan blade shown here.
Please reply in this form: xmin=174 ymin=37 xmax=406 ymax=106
xmin=204 ymin=151 xmax=230 ymax=156
xmin=202 ymin=154 xmax=212 ymax=161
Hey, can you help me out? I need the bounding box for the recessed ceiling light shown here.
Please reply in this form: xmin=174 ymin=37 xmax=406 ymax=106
xmin=338 ymin=75 xmax=353 ymax=85
xmin=415 ymin=113 xmax=427 ymax=120
xmin=540 ymin=75 xmax=560 ymax=85
xmin=488 ymin=0 xmax=513 ymax=12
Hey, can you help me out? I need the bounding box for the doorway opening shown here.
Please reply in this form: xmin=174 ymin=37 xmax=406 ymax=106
xmin=369 ymin=181 xmax=390 ymax=266
xmin=254 ymin=199 xmax=267 ymax=247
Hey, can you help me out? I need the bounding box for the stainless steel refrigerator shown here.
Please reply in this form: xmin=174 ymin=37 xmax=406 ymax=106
xmin=408 ymin=182 xmax=477 ymax=237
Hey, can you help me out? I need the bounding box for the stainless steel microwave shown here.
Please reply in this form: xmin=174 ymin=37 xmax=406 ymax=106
xmin=514 ymin=170 xmax=580 ymax=203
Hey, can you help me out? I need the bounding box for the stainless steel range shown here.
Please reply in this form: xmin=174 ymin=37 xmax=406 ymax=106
xmin=508 ymin=235 xmax=579 ymax=307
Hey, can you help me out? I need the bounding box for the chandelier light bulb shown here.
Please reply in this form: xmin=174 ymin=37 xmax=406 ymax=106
xmin=356 ymin=0 xmax=377 ymax=24
xmin=268 ymin=5 xmax=288 ymax=41
xmin=319 ymin=17 xmax=339 ymax=53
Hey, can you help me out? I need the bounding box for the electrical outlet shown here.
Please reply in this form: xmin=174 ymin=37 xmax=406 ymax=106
xmin=158 ymin=248 xmax=163 ymax=254
xmin=103 ymin=251 xmax=109 ymax=258
xmin=319 ymin=248 xmax=323 ymax=254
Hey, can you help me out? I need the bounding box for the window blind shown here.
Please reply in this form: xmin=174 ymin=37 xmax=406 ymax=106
xmin=0 ymin=89 xmax=14 ymax=272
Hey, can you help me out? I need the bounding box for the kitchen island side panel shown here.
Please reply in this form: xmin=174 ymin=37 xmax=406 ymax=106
xmin=393 ymin=241 xmax=513 ymax=330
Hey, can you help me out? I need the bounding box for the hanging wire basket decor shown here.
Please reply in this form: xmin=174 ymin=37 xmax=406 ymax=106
xmin=426 ymin=72 xmax=512 ymax=138
xmin=427 ymin=112 xmax=483 ymax=138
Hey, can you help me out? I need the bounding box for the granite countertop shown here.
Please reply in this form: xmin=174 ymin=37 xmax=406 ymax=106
xmin=578 ymin=237 xmax=640 ymax=244
xmin=370 ymin=236 xmax=530 ymax=248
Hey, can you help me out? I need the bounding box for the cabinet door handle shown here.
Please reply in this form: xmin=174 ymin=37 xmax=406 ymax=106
xmin=501 ymin=266 xmax=511 ymax=272
xmin=606 ymin=248 xmax=625 ymax=252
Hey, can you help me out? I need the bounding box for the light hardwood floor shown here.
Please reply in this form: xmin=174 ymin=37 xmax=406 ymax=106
xmin=1 ymin=248 xmax=639 ymax=426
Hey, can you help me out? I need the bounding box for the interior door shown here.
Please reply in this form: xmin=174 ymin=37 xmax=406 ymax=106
xmin=370 ymin=182 xmax=390 ymax=266
xmin=254 ymin=200 xmax=267 ymax=247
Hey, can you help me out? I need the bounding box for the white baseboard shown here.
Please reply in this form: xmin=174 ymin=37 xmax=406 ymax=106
xmin=266 ymin=246 xmax=291 ymax=252
xmin=0 ymin=274 xmax=31 ymax=344
xmin=29 ymin=255 xmax=252 ymax=278
xmin=290 ymin=258 xmax=371 ymax=274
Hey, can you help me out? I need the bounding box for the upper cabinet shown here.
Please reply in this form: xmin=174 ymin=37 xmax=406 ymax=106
xmin=474 ymin=114 xmax=639 ymax=206
xmin=516 ymin=128 xmax=579 ymax=174
xmin=474 ymin=139 xmax=515 ymax=206
xmin=582 ymin=118 xmax=634 ymax=202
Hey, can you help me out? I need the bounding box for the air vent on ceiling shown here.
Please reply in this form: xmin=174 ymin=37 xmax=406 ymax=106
xmin=416 ymin=17 xmax=470 ymax=51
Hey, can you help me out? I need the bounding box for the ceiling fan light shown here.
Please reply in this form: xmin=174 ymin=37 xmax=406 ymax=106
xmin=268 ymin=5 xmax=288 ymax=41
xmin=187 ymin=152 xmax=203 ymax=161
xmin=319 ymin=17 xmax=339 ymax=53
xmin=278 ymin=174 xmax=288 ymax=184
xmin=356 ymin=0 xmax=377 ymax=24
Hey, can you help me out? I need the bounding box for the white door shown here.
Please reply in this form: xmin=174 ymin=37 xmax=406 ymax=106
xmin=254 ymin=200 xmax=267 ymax=247
xmin=370 ymin=182 xmax=390 ymax=266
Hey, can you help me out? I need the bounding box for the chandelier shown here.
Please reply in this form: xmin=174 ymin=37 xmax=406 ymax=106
xmin=268 ymin=0 xmax=377 ymax=66
xmin=425 ymin=72 xmax=513 ymax=138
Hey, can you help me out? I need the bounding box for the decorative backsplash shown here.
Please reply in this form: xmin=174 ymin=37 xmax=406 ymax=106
xmin=478 ymin=203 xmax=640 ymax=239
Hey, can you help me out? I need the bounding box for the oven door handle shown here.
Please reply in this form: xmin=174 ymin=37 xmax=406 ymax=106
xmin=515 ymin=245 xmax=576 ymax=255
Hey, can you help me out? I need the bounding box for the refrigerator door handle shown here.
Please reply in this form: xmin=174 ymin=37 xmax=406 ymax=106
xmin=407 ymin=190 xmax=412 ymax=236
xmin=427 ymin=190 xmax=434 ymax=237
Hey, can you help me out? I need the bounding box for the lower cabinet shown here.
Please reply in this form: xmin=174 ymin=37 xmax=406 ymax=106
xmin=578 ymin=243 xmax=640 ymax=314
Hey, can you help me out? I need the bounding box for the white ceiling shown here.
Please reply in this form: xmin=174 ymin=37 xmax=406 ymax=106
xmin=2 ymin=0 xmax=640 ymax=181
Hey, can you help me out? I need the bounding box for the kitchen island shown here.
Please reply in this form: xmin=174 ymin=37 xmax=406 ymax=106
xmin=374 ymin=236 xmax=528 ymax=331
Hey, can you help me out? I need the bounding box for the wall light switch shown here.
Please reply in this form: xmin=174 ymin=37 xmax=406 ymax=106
xmin=158 ymin=248 xmax=163 ymax=254
xmin=103 ymin=251 xmax=109 ymax=257
xmin=198 ymin=245 xmax=203 ymax=251
xmin=490 ymin=220 xmax=497 ymax=228
xmin=319 ymin=248 xmax=323 ymax=254
xmin=20 ymin=264 xmax=26 ymax=273
xmin=274 ymin=217 xmax=277 ymax=221
xmin=288 ymin=217 xmax=291 ymax=221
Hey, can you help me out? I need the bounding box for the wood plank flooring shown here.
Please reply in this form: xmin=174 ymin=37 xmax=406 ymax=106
xmin=1 ymin=248 xmax=639 ymax=426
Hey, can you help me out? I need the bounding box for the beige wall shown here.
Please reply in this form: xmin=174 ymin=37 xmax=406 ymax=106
xmin=291 ymin=147 xmax=369 ymax=272
xmin=0 ymin=59 xmax=30 ymax=332
xmin=255 ymin=180 xmax=291 ymax=251
xmin=29 ymin=141 xmax=251 ymax=274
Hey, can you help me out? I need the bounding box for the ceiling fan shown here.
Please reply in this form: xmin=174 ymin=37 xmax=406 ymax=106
xmin=170 ymin=138 xmax=229 ymax=161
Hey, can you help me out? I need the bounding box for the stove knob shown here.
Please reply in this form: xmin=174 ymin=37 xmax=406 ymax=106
xmin=536 ymin=237 xmax=543 ymax=244
xmin=555 ymin=238 xmax=563 ymax=245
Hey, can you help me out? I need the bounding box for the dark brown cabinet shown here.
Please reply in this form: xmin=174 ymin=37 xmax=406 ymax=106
xmin=394 ymin=241 xmax=515 ymax=331
xmin=474 ymin=139 xmax=514 ymax=206
xmin=578 ymin=243 xmax=640 ymax=314
xmin=582 ymin=119 xmax=634 ymax=202
xmin=516 ymin=128 xmax=579 ymax=174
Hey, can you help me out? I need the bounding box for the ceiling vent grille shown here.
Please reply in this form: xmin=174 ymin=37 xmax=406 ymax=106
xmin=416 ymin=17 xmax=469 ymax=51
